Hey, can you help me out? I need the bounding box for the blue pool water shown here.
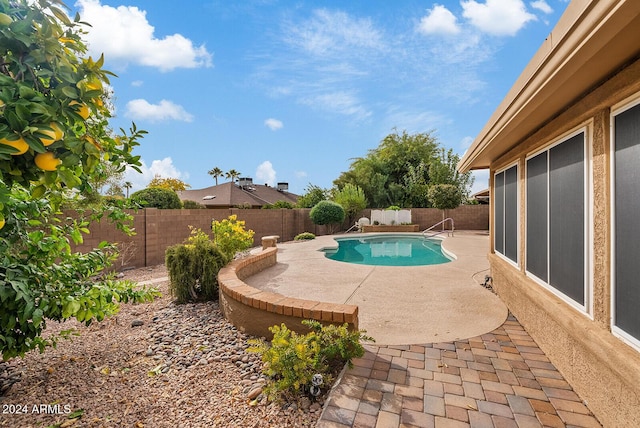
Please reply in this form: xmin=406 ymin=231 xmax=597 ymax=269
xmin=324 ymin=235 xmax=452 ymax=266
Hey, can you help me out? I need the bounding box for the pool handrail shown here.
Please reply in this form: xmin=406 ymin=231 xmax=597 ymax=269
xmin=423 ymin=218 xmax=455 ymax=238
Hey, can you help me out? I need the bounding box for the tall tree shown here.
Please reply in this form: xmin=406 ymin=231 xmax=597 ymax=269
xmin=124 ymin=181 xmax=133 ymax=198
xmin=225 ymin=169 xmax=240 ymax=183
xmin=148 ymin=174 xmax=190 ymax=191
xmin=208 ymin=167 xmax=223 ymax=185
xmin=334 ymin=130 xmax=439 ymax=208
xmin=296 ymin=184 xmax=329 ymax=208
xmin=428 ymin=148 xmax=474 ymax=202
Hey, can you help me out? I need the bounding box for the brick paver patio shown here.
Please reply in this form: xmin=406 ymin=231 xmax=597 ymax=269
xmin=317 ymin=314 xmax=602 ymax=428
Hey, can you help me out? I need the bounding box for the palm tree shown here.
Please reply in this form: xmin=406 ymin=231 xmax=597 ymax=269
xmin=208 ymin=167 xmax=223 ymax=186
xmin=124 ymin=181 xmax=132 ymax=198
xmin=225 ymin=169 xmax=240 ymax=184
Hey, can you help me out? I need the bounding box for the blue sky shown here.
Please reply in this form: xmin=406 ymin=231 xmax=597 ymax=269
xmin=71 ymin=0 xmax=569 ymax=195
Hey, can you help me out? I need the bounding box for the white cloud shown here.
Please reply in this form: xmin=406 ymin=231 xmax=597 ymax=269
xmin=264 ymin=118 xmax=283 ymax=131
xmin=76 ymin=0 xmax=213 ymax=72
xmin=460 ymin=136 xmax=475 ymax=152
xmin=418 ymin=5 xmax=461 ymax=35
xmin=530 ymin=0 xmax=553 ymax=14
xmin=131 ymin=80 xmax=144 ymax=87
xmin=383 ymin=109 xmax=450 ymax=135
xmin=301 ymin=91 xmax=371 ymax=121
xmin=256 ymin=161 xmax=276 ymax=186
xmin=295 ymin=171 xmax=308 ymax=179
xmin=125 ymin=99 xmax=194 ymax=122
xmin=462 ymin=0 xmax=536 ymax=36
xmin=286 ymin=9 xmax=385 ymax=57
xmin=124 ymin=157 xmax=189 ymax=192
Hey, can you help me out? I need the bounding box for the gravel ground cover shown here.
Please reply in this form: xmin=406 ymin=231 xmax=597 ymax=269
xmin=0 ymin=265 xmax=323 ymax=427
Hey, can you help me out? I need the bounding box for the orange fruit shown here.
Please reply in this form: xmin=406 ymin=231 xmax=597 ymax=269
xmin=35 ymin=151 xmax=62 ymax=171
xmin=0 ymin=134 xmax=29 ymax=155
xmin=38 ymin=123 xmax=65 ymax=146
xmin=0 ymin=217 xmax=5 ymax=230
xmin=69 ymin=101 xmax=90 ymax=120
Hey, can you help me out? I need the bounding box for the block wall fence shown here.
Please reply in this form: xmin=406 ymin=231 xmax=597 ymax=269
xmin=70 ymin=205 xmax=488 ymax=269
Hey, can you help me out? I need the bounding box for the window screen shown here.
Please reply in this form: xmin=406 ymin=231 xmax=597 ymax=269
xmin=504 ymin=166 xmax=518 ymax=262
xmin=614 ymin=102 xmax=640 ymax=341
xmin=494 ymin=165 xmax=517 ymax=264
xmin=526 ymin=151 xmax=548 ymax=281
xmin=549 ymin=134 xmax=585 ymax=304
xmin=494 ymin=171 xmax=504 ymax=255
xmin=525 ymin=132 xmax=585 ymax=307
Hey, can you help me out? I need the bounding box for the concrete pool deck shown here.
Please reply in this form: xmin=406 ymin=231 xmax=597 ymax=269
xmin=245 ymin=231 xmax=508 ymax=345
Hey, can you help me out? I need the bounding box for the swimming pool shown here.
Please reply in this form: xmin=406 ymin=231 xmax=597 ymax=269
xmin=324 ymin=234 xmax=453 ymax=266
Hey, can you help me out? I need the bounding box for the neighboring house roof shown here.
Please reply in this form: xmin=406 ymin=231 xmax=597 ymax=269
xmin=472 ymin=189 xmax=490 ymax=204
xmin=459 ymin=0 xmax=640 ymax=172
xmin=177 ymin=182 xmax=299 ymax=208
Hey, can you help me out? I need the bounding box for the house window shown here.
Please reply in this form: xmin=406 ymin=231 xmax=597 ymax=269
xmin=612 ymin=97 xmax=640 ymax=347
xmin=494 ymin=164 xmax=518 ymax=264
xmin=526 ymin=130 xmax=587 ymax=310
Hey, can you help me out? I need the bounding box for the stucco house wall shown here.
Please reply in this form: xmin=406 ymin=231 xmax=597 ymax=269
xmin=458 ymin=1 xmax=640 ymax=426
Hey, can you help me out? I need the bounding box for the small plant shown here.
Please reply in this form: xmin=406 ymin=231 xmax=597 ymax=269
xmin=248 ymin=320 xmax=373 ymax=401
xmin=386 ymin=205 xmax=401 ymax=211
xmin=211 ymin=215 xmax=255 ymax=259
xmin=294 ymin=232 xmax=316 ymax=241
xmin=165 ymin=227 xmax=228 ymax=303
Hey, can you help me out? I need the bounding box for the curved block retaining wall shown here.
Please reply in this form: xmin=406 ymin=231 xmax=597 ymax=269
xmin=218 ymin=247 xmax=359 ymax=338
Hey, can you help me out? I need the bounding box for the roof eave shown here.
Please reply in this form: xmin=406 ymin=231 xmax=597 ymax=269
xmin=458 ymin=0 xmax=640 ymax=172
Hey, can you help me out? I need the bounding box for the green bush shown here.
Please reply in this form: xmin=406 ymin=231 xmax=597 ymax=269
xmin=130 ymin=187 xmax=182 ymax=209
xmin=182 ymin=200 xmax=205 ymax=209
xmin=309 ymin=200 xmax=345 ymax=234
xmin=262 ymin=200 xmax=295 ymax=209
xmin=332 ymin=184 xmax=367 ymax=224
xmin=211 ymin=215 xmax=255 ymax=260
xmin=386 ymin=205 xmax=401 ymax=211
xmin=248 ymin=320 xmax=373 ymax=400
xmin=294 ymin=232 xmax=316 ymax=241
xmin=165 ymin=228 xmax=228 ymax=303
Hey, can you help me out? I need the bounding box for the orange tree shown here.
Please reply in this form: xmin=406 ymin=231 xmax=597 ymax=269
xmin=0 ymin=0 xmax=158 ymax=360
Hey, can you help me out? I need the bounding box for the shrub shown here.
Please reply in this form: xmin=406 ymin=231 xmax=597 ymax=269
xmin=386 ymin=205 xmax=401 ymax=211
xmin=211 ymin=215 xmax=255 ymax=260
xmin=294 ymin=232 xmax=316 ymax=241
xmin=262 ymin=200 xmax=295 ymax=209
xmin=309 ymin=200 xmax=345 ymax=234
xmin=182 ymin=200 xmax=205 ymax=209
xmin=248 ymin=320 xmax=373 ymax=400
xmin=165 ymin=228 xmax=227 ymax=303
xmin=332 ymin=184 xmax=366 ymax=224
xmin=130 ymin=187 xmax=182 ymax=209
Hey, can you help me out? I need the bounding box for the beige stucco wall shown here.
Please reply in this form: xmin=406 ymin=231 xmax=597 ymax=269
xmin=488 ymin=58 xmax=640 ymax=427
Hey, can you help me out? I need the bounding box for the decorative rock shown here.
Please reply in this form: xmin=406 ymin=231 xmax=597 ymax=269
xmin=247 ymin=387 xmax=263 ymax=400
xmin=131 ymin=319 xmax=144 ymax=327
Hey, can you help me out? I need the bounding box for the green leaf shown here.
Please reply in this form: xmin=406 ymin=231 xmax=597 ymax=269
xmin=30 ymin=185 xmax=47 ymax=199
xmin=61 ymin=86 xmax=78 ymax=98
xmin=32 ymin=308 xmax=43 ymax=328
xmin=49 ymin=6 xmax=72 ymax=26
